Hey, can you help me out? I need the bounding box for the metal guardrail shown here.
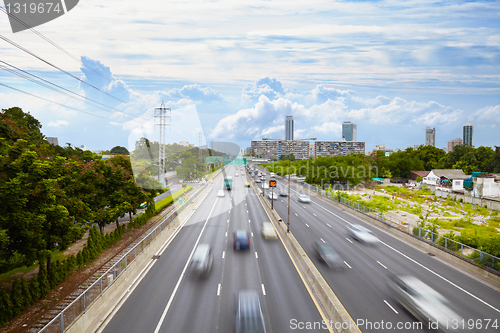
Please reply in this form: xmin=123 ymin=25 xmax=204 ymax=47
xmin=36 ymin=171 xmax=219 ymax=333
xmin=266 ymin=170 xmax=500 ymax=274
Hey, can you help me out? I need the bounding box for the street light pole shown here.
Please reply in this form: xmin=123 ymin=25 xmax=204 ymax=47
xmin=263 ymin=137 xmax=316 ymax=233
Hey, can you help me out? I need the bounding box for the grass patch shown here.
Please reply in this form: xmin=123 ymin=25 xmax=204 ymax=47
xmin=0 ymin=250 xmax=68 ymax=284
xmin=155 ymin=186 xmax=193 ymax=211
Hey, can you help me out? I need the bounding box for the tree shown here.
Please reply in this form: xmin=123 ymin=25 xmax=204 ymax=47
xmin=110 ymin=146 xmax=130 ymax=155
xmin=411 ymin=145 xmax=445 ymax=170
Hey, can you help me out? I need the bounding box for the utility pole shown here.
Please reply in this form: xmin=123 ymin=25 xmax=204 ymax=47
xmin=155 ymin=101 xmax=171 ymax=187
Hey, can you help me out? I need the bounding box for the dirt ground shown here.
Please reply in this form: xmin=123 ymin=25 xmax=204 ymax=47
xmin=0 ymin=213 xmax=163 ymax=333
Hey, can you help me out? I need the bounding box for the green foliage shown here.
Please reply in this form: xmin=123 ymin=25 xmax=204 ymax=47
xmin=109 ymin=146 xmax=130 ymax=155
xmin=0 ymin=289 xmax=13 ymax=326
xmin=37 ymin=262 xmax=50 ymax=297
xmin=10 ymin=278 xmax=24 ymax=317
xmin=29 ymin=277 xmax=40 ymax=302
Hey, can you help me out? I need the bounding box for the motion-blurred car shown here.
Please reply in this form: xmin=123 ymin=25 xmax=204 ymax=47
xmin=313 ymin=241 xmax=343 ymax=270
xmin=188 ymin=244 xmax=213 ymax=277
xmin=279 ymin=189 xmax=287 ymax=197
xmin=261 ymin=222 xmax=277 ymax=239
xmin=217 ymin=189 xmax=225 ymax=197
xmin=255 ymin=179 xmax=261 ymax=183
xmin=297 ymin=194 xmax=311 ymax=203
xmin=347 ymin=224 xmax=379 ymax=244
xmin=388 ymin=275 xmax=464 ymax=332
xmin=245 ymin=182 xmax=250 ymax=187
xmin=267 ymin=192 xmax=278 ymax=200
xmin=233 ymin=230 xmax=250 ymax=250
xmin=235 ymin=173 xmax=239 ymax=177
xmin=235 ymin=290 xmax=266 ymax=333
xmin=241 ymin=172 xmax=244 ymax=175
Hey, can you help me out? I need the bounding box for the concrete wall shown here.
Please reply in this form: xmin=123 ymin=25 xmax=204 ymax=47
xmin=435 ymin=189 xmax=500 ymax=211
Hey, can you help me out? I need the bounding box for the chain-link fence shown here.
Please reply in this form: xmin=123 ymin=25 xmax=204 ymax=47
xmin=37 ymin=176 xmax=214 ymax=333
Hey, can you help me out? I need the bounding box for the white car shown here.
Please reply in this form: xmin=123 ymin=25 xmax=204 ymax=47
xmin=297 ymin=194 xmax=311 ymax=203
xmin=347 ymin=224 xmax=379 ymax=244
xmin=388 ymin=275 xmax=463 ymax=332
xmin=261 ymin=222 xmax=277 ymax=239
xmin=217 ymin=190 xmax=225 ymax=197
xmin=267 ymin=192 xmax=278 ymax=200
xmin=263 ymin=183 xmax=269 ymax=189
xmin=235 ymin=174 xmax=239 ymax=177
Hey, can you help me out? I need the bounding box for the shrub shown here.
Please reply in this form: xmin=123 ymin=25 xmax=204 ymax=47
xmin=19 ymin=277 xmax=32 ymax=309
xmin=29 ymin=278 xmax=41 ymax=302
xmin=38 ymin=262 xmax=50 ymax=297
xmin=0 ymin=290 xmax=13 ymax=326
xmin=10 ymin=278 xmax=24 ymax=317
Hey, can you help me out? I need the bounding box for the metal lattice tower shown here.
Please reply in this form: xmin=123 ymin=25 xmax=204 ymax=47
xmin=198 ymin=132 xmax=203 ymax=159
xmin=154 ymin=101 xmax=171 ymax=187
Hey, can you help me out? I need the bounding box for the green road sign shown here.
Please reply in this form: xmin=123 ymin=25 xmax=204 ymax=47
xmin=179 ymin=197 xmax=183 ymax=205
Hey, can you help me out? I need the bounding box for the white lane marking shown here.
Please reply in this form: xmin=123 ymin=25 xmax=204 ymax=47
xmin=344 ymin=261 xmax=352 ymax=269
xmin=313 ymin=213 xmax=317 ymax=217
xmin=346 ymin=238 xmax=353 ymax=243
xmin=384 ymin=300 xmax=398 ymax=314
xmin=261 ymin=284 xmax=266 ymax=296
xmin=377 ymin=261 xmax=387 ymax=269
xmin=251 ymin=232 xmax=254 ymax=237
xmin=247 ymin=210 xmax=249 ymax=213
xmin=153 ymin=196 xmax=218 ymax=333
xmin=225 ymin=232 xmax=227 ymax=237
xmin=305 ymin=223 xmax=309 ymax=228
xmin=227 ymin=219 xmax=229 ymax=223
xmin=320 ymin=238 xmax=325 ymax=243
xmin=217 ymin=284 xmax=221 ymax=296
xmin=249 ymin=219 xmax=251 ymax=223
xmin=303 ymin=206 xmax=306 ymax=209
xmin=295 ymin=213 xmax=298 ymax=217
xmin=255 ymin=252 xmax=258 ymax=259
xmin=380 ymin=240 xmax=500 ymax=314
xmin=222 ymin=251 xmax=225 ymax=259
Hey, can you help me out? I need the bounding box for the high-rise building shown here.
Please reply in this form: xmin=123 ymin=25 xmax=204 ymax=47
xmin=251 ymin=139 xmax=309 ymax=160
xmin=285 ymin=116 xmax=294 ymax=140
xmin=342 ymin=122 xmax=357 ymax=141
xmin=46 ymin=137 xmax=59 ymax=145
xmin=447 ymin=138 xmax=463 ymax=152
xmin=463 ymin=122 xmax=473 ymax=146
xmin=314 ymin=140 xmax=365 ymax=156
xmin=425 ymin=127 xmax=435 ymax=146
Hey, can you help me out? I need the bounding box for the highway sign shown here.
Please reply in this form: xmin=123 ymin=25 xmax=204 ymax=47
xmin=269 ymin=180 xmax=277 ymax=187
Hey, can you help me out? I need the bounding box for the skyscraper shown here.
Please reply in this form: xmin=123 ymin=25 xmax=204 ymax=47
xmin=447 ymin=138 xmax=463 ymax=152
xmin=463 ymin=122 xmax=474 ymax=146
xmin=425 ymin=127 xmax=435 ymax=146
xmin=342 ymin=122 xmax=357 ymax=141
xmin=285 ymin=116 xmax=294 ymax=140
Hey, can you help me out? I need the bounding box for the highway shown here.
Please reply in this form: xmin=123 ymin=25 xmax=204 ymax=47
xmin=101 ymin=165 xmax=329 ymax=333
xmin=254 ymin=165 xmax=500 ymax=333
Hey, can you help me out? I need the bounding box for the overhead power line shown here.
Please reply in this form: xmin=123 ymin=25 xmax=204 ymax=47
xmin=0 ymin=82 xmax=147 ymax=125
xmin=0 ymin=60 xmax=139 ymax=120
xmin=0 ymin=34 xmax=128 ymax=104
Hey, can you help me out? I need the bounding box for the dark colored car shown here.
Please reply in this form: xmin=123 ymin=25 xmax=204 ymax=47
xmin=313 ymin=241 xmax=344 ymax=270
xmin=234 ymin=230 xmax=250 ymax=250
xmin=235 ymin=290 xmax=266 ymax=333
xmin=279 ymin=189 xmax=287 ymax=197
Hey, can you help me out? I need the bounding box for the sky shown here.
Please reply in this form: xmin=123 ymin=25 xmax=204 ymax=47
xmin=0 ymin=0 xmax=499 ymax=153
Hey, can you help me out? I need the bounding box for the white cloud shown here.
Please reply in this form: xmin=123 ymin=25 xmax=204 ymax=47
xmin=47 ymin=120 xmax=69 ymax=127
xmin=210 ymin=95 xmax=305 ymax=141
xmin=472 ymin=105 xmax=500 ymax=124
